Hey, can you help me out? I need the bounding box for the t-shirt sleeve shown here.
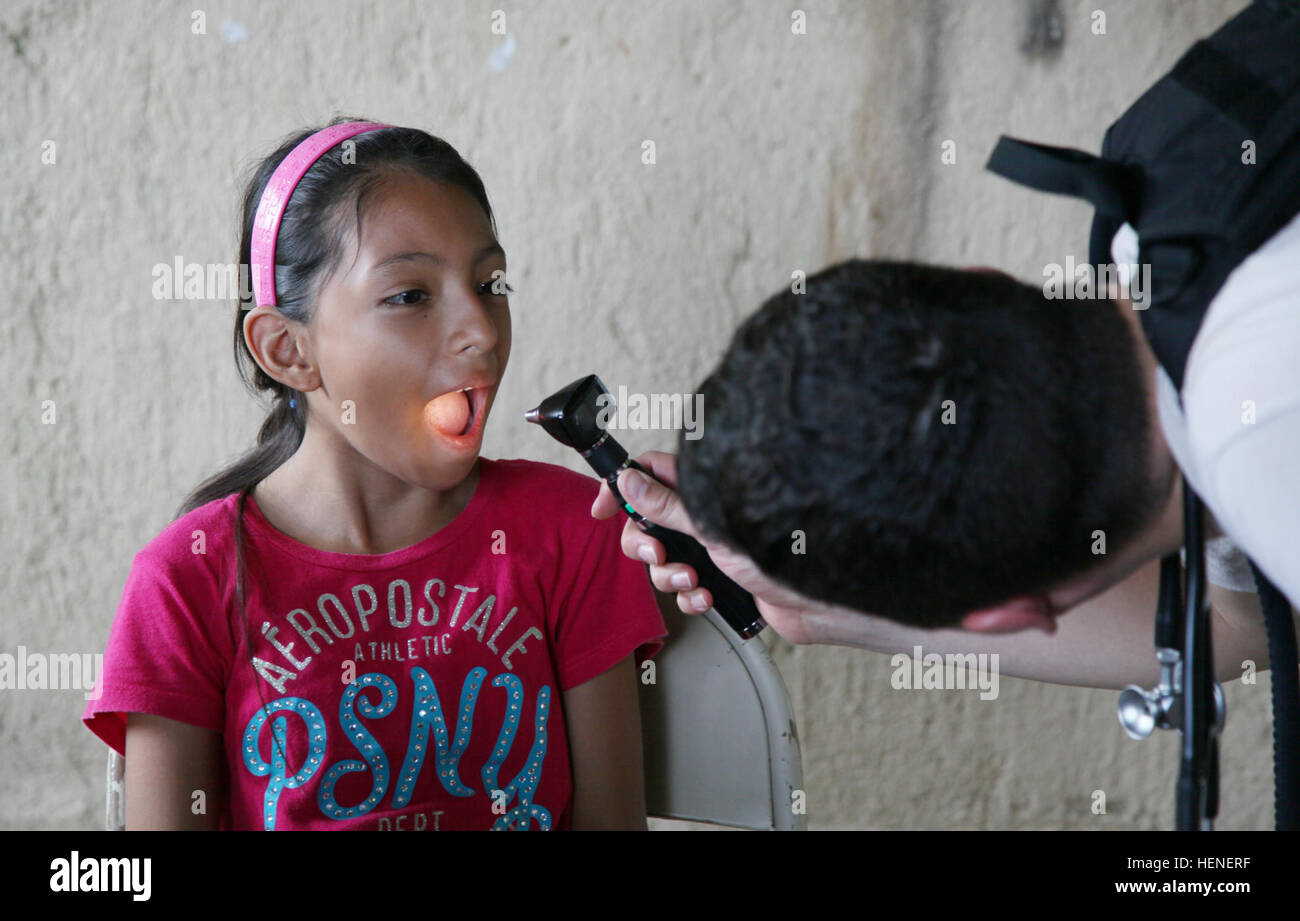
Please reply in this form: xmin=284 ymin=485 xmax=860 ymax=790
xmin=546 ymin=491 xmax=668 ymax=692
xmin=82 ymin=547 xmax=231 ymax=755
xmin=1179 ymin=209 xmax=1300 ymax=611
xmin=1201 ymin=423 xmax=1300 ymax=609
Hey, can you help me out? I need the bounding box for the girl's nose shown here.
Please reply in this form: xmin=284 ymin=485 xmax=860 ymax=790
xmin=443 ymin=287 xmax=500 ymax=355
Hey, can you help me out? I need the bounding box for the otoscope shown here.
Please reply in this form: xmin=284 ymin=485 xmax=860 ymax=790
xmin=525 ymin=374 xmax=766 ymax=640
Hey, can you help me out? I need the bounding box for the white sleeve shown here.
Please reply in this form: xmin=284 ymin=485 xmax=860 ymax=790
xmin=1204 ymin=424 xmax=1299 ymax=605
xmin=1182 ymin=211 xmax=1300 ymax=609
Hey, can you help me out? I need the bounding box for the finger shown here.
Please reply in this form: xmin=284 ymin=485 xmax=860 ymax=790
xmin=591 ymin=451 xmax=677 ymax=518
xmin=629 ymin=451 xmax=679 ymax=489
xmin=617 ymin=466 xmax=700 ymax=539
xmin=590 ymin=478 xmax=620 ymax=519
xmin=621 ymin=520 xmax=664 ymax=566
xmin=677 ymin=586 xmax=713 ymax=614
xmin=646 ymin=563 xmax=698 ymax=594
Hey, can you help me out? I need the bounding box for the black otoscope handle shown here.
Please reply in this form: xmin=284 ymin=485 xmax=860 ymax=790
xmin=640 ymin=520 xmax=766 ymax=638
xmin=618 ymin=461 xmax=766 ymax=639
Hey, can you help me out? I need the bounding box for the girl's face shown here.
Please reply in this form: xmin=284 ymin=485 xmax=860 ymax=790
xmin=302 ymin=171 xmax=511 ymax=491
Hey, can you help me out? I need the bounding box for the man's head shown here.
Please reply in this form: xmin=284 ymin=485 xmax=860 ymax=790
xmin=677 ymin=259 xmax=1175 ymax=630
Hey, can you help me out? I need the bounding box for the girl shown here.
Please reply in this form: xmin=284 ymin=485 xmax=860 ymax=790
xmin=83 ymin=118 xmax=666 ymax=830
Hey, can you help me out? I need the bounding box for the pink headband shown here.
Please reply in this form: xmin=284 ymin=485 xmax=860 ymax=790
xmin=250 ymin=121 xmax=389 ymax=307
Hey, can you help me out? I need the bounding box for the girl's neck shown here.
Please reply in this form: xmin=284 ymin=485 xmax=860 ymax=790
xmin=251 ymin=430 xmax=482 ymax=556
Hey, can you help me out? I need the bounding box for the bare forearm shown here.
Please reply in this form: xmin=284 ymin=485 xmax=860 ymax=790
xmin=802 ymin=559 xmax=1260 ymax=690
xmin=563 ymin=656 xmax=649 ymax=830
xmin=124 ymin=714 xmax=225 ymax=830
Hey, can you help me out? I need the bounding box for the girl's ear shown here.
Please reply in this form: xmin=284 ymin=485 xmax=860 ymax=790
xmin=243 ymin=306 xmax=320 ymax=392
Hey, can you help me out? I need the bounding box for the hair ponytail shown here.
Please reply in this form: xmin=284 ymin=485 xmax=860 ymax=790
xmin=176 ymin=391 xmax=305 ymax=519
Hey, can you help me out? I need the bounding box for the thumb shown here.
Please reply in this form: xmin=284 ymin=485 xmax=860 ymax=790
xmin=617 ymin=467 xmax=701 ymax=540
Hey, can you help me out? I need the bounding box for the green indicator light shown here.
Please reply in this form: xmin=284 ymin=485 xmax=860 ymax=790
xmin=623 ymin=503 xmax=638 ymax=516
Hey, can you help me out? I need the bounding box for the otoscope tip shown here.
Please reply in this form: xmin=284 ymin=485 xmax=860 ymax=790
xmin=523 ymin=408 xmax=541 ymax=424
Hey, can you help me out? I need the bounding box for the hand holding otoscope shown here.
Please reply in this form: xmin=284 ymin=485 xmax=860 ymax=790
xmin=525 ymin=375 xmax=766 ymax=640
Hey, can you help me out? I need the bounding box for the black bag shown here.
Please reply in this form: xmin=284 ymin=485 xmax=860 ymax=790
xmin=984 ymin=0 xmax=1300 ymax=830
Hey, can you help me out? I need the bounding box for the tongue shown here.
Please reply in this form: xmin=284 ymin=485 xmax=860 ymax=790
xmin=426 ymin=390 xmax=472 ymax=436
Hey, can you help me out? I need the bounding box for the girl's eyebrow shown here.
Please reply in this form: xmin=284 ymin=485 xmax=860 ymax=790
xmin=370 ymin=243 xmax=505 ymax=273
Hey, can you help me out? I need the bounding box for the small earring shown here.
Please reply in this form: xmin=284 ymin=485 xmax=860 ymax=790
xmin=289 ymin=398 xmax=297 ymax=410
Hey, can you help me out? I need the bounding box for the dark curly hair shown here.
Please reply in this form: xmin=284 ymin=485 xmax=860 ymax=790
xmin=676 ymin=259 xmax=1166 ymax=628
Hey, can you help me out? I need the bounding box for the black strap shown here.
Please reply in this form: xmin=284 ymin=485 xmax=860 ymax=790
xmin=1250 ymin=562 xmax=1300 ymax=830
xmin=985 ymin=137 xmax=1134 ymax=220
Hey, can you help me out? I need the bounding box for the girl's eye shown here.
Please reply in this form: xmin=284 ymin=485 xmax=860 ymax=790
xmin=384 ymin=281 xmax=511 ymax=306
xmin=384 ymin=289 xmax=430 ymax=307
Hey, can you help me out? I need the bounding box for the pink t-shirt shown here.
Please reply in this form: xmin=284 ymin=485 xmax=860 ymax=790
xmin=83 ymin=458 xmax=666 ymax=830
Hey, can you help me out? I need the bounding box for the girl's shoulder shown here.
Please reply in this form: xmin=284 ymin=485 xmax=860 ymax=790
xmin=109 ymin=494 xmax=246 ymax=634
xmin=130 ymin=493 xmax=246 ymax=576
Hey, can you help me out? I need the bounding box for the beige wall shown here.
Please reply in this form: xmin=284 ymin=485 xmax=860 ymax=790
xmin=2 ymin=0 xmax=1270 ymax=830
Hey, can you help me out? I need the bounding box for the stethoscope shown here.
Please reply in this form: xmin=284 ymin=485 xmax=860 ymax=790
xmin=1117 ymin=481 xmax=1226 ymax=830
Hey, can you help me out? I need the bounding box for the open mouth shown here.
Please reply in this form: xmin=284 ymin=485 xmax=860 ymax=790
xmin=425 ymin=386 xmax=488 ymax=445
